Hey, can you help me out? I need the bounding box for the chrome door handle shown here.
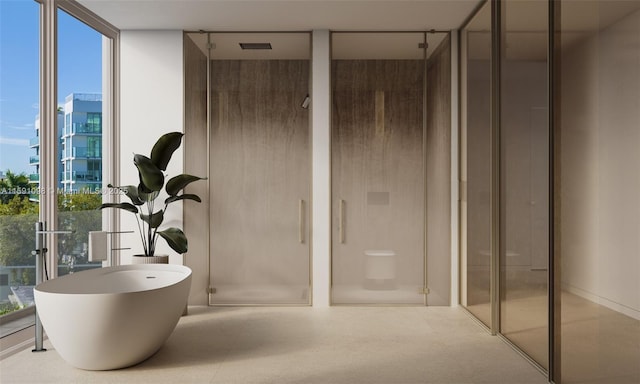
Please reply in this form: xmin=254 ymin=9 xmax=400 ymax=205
xmin=339 ymin=199 xmax=345 ymax=244
xmin=298 ymin=199 xmax=305 ymax=244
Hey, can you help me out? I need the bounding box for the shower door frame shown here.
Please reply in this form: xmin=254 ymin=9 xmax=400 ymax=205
xmin=204 ymin=31 xmax=314 ymax=306
xmin=329 ymin=30 xmax=439 ymax=306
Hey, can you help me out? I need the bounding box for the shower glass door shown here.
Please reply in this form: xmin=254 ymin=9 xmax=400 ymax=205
xmin=208 ymin=33 xmax=311 ymax=305
xmin=331 ymin=32 xmax=426 ymax=305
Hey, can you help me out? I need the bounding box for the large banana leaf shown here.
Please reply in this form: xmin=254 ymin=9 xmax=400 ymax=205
xmin=165 ymin=194 xmax=202 ymax=205
xmin=157 ymin=227 xmax=188 ymax=254
xmin=151 ymin=132 xmax=183 ymax=171
xmin=107 ymin=184 xmax=144 ymax=206
xmin=101 ymin=132 xmax=205 ymax=257
xmin=166 ymin=174 xmax=206 ymax=196
xmin=138 ymin=187 xmax=160 ymax=203
xmin=98 ymin=202 xmax=139 ymax=214
xmin=134 ymin=154 xmax=164 ymax=192
xmin=140 ymin=210 xmax=164 ymax=228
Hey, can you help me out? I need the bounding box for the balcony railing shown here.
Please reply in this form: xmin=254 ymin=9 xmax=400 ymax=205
xmin=29 ymin=155 xmax=39 ymax=165
xmin=1 ymin=263 xmax=100 ymax=317
xmin=62 ymin=147 xmax=102 ymax=159
xmin=30 ymin=137 xmax=39 ymax=147
xmin=61 ymin=170 xmax=102 ymax=183
xmin=29 ymin=173 xmax=39 ymax=182
xmin=64 ymin=123 xmax=102 ymax=136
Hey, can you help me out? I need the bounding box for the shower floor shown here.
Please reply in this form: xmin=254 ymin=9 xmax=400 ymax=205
xmin=332 ymin=284 xmax=424 ymax=304
xmin=209 ymin=284 xmax=424 ymax=305
xmin=209 ymin=284 xmax=309 ymax=305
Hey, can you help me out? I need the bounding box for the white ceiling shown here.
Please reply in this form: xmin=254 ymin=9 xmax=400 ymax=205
xmin=77 ymin=0 xmax=640 ymax=62
xmin=188 ymin=32 xmax=312 ymax=60
xmin=77 ymin=0 xmax=482 ymax=31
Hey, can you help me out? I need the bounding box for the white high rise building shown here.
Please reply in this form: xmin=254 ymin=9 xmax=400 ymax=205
xmin=30 ymin=93 xmax=102 ymax=193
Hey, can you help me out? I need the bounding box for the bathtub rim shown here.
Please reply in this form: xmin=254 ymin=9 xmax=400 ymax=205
xmin=34 ymin=264 xmax=192 ymax=295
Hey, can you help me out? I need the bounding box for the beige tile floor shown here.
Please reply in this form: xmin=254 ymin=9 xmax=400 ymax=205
xmin=467 ymin=288 xmax=640 ymax=384
xmin=0 ymin=306 xmax=548 ymax=384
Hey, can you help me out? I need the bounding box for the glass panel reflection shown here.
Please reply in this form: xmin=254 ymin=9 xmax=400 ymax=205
xmin=559 ymin=1 xmax=640 ymax=382
xmin=500 ymin=0 xmax=549 ymax=369
xmin=461 ymin=1 xmax=492 ymax=327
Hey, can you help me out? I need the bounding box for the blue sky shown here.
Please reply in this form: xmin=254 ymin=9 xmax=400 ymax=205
xmin=0 ymin=0 xmax=102 ymax=175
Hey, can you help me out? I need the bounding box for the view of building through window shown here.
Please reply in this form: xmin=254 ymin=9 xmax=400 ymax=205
xmin=31 ymin=93 xmax=103 ymax=194
xmin=0 ymin=3 xmax=104 ymax=320
xmin=0 ymin=0 xmax=41 ymax=319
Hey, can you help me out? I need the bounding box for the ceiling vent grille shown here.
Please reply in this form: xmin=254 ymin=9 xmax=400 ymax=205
xmin=239 ymin=42 xmax=272 ymax=50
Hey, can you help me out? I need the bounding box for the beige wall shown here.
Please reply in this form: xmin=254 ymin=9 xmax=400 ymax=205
xmin=120 ymin=31 xmax=185 ymax=264
xmin=560 ymin=9 xmax=640 ymax=319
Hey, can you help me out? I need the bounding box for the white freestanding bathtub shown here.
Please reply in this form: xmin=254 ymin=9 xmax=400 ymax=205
xmin=34 ymin=264 xmax=192 ymax=370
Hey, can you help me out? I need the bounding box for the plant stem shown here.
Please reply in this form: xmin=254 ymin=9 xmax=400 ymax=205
xmin=151 ymin=227 xmax=158 ymax=255
xmin=147 ymin=200 xmax=154 ymax=256
xmin=135 ymin=215 xmax=148 ymax=255
xmin=151 ymin=202 xmax=168 ymax=256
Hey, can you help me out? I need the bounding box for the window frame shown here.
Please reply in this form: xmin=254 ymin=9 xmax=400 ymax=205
xmin=0 ymin=0 xmax=119 ymax=355
xmin=38 ymin=0 xmax=120 ymax=276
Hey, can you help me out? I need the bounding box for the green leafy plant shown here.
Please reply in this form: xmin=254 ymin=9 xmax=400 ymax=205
xmin=0 ymin=302 xmax=22 ymax=316
xmin=99 ymin=132 xmax=205 ymax=256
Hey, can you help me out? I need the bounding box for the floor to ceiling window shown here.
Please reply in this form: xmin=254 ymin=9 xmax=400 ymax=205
xmin=0 ymin=0 xmax=40 ymax=328
xmin=55 ymin=9 xmax=106 ymax=277
xmin=0 ymin=0 xmax=118 ymax=344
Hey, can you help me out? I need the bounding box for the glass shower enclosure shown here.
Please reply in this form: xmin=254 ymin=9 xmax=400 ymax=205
xmin=185 ymin=32 xmax=312 ymax=305
xmin=330 ymin=32 xmax=451 ymax=305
